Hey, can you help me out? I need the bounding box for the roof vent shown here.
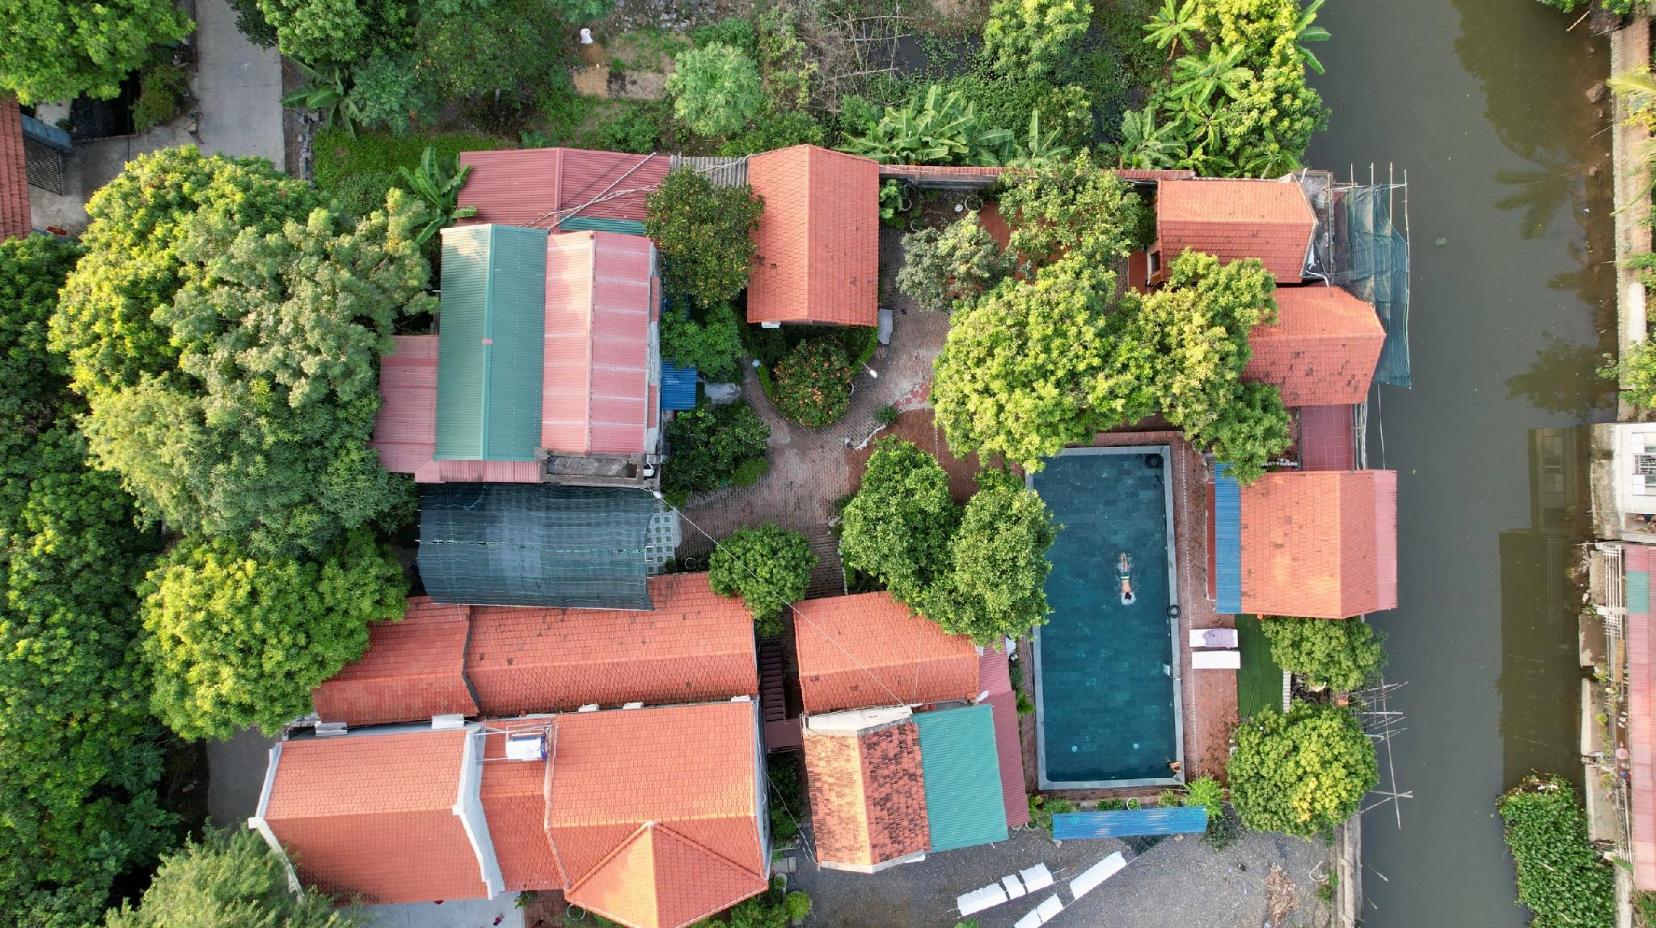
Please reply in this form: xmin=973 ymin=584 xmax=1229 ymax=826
xmin=505 ymin=732 xmax=548 ymax=762
xmin=622 ymin=701 xmax=643 ymax=710
xmin=314 ymin=722 xmax=348 ymax=737
xmin=731 ymin=695 xmax=752 ymax=703
xmin=578 ymin=703 xmax=600 ymax=713
xmin=431 ymin=714 xmax=466 ymax=730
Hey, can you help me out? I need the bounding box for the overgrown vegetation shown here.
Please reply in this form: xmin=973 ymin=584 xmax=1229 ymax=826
xmin=1228 ymin=701 xmax=1376 ymax=838
xmin=1260 ymin=616 xmax=1386 ymax=693
xmin=896 ymin=211 xmax=1012 ymax=313
xmin=668 ymin=43 xmax=764 ymax=138
xmin=646 ymin=169 xmax=765 ymax=310
xmin=1497 ymin=775 xmax=1614 ymax=928
xmin=708 ymin=525 xmax=817 ymax=637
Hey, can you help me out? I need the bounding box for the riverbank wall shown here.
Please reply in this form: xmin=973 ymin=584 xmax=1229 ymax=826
xmin=1613 ymin=17 xmax=1653 ymax=422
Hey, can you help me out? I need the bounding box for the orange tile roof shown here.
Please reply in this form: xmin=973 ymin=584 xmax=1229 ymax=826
xmin=480 ymin=720 xmax=562 ymax=892
xmin=0 ymin=96 xmax=27 ymax=240
xmin=311 ymin=597 xmax=478 ymax=726
xmin=1245 ymin=286 xmax=1385 ymax=407
xmin=746 ymin=145 xmax=880 ymax=326
xmin=1240 ymin=470 xmax=1398 ymax=618
xmin=466 ymin=573 xmax=759 ymax=716
xmin=793 ymin=592 xmax=980 ymax=714
xmin=1156 ymin=179 xmax=1316 ymax=282
xmin=261 ymin=731 xmax=489 ymax=904
xmin=803 ymin=721 xmax=930 ymax=868
xmin=549 ymin=702 xmax=768 ymax=928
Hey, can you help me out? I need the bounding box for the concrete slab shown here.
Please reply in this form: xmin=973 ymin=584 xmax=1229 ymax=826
xmin=360 ymin=899 xmax=524 ymax=928
xmin=206 ymin=727 xmax=276 ymax=827
xmin=189 ymin=0 xmax=284 ymax=164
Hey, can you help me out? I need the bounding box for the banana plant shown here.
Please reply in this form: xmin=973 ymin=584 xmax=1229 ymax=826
xmin=1111 ymin=104 xmax=1181 ymax=170
xmin=281 ymin=62 xmax=360 ymax=137
xmin=1292 ymin=0 xmax=1332 ymax=76
xmin=1144 ymin=0 xmax=1201 ymax=61
xmin=397 ymin=146 xmax=479 ymax=244
xmin=839 ymin=85 xmax=1013 ymax=166
xmin=1170 ymin=45 xmax=1251 ymax=105
xmin=1006 ymin=110 xmax=1071 ymax=166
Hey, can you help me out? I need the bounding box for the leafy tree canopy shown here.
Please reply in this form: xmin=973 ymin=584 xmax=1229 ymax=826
xmin=0 ymin=0 xmax=192 ymax=103
xmin=708 ymin=525 xmax=817 ymax=637
xmin=0 ymin=236 xmax=80 ymax=446
xmin=998 ymin=153 xmax=1148 ymax=269
xmin=1496 ymin=775 xmax=1614 ymax=928
xmin=771 ymin=338 xmax=852 ymax=428
xmin=932 ymin=255 xmax=1118 ymax=470
xmin=69 ymin=158 xmax=433 ymax=557
xmin=981 ymin=0 xmax=1092 ymax=80
xmin=840 ymin=437 xmax=961 ymax=605
xmin=896 ymin=211 xmax=1012 ymax=314
xmin=1227 ymin=701 xmax=1376 ymax=837
xmin=646 ymin=169 xmax=764 ymax=310
xmin=921 ymin=470 xmax=1057 ymax=645
xmin=140 ymin=528 xmax=407 ymax=740
xmin=661 ymin=400 xmax=771 ymax=506
xmin=663 ymin=303 xmax=746 ymax=383
xmin=1260 ymin=616 xmax=1385 ymax=693
xmin=102 ymin=829 xmax=363 ymax=928
xmin=668 ymin=43 xmax=764 ymax=138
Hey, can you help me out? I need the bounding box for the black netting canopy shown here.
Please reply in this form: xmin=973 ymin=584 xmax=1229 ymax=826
xmin=418 ymin=483 xmax=658 ymax=609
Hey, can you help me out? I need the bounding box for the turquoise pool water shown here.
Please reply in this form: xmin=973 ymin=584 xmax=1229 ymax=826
xmin=1030 ymin=447 xmax=1182 ymax=788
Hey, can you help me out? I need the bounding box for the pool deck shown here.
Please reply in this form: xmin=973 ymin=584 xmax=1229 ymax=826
xmin=1018 ymin=429 xmax=1239 ymax=796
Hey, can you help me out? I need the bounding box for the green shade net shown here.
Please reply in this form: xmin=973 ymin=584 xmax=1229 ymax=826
xmin=418 ymin=483 xmax=658 ymax=609
xmin=1331 ymin=184 xmax=1411 ymax=388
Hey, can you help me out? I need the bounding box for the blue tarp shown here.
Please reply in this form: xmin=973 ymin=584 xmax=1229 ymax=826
xmin=1052 ymin=806 xmax=1208 ymax=841
xmin=1214 ymin=471 xmax=1241 ymax=614
xmin=661 ymin=363 xmax=698 ymax=411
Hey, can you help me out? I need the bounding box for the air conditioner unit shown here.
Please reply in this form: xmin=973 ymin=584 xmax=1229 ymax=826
xmin=505 ymin=732 xmax=547 ymax=762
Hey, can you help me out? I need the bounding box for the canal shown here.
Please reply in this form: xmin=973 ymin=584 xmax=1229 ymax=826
xmin=1309 ymin=1 xmax=1617 ymax=925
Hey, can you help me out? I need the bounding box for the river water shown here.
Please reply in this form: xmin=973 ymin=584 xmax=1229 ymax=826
xmin=1308 ymin=1 xmax=1617 ymax=924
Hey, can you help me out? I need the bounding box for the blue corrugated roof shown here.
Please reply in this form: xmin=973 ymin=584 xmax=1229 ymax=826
xmin=661 ymin=363 xmax=698 ymax=411
xmin=1630 ymin=569 xmax=1650 ymax=615
xmin=1052 ymin=806 xmax=1208 ymax=840
xmin=1215 ymin=470 xmax=1242 ymax=614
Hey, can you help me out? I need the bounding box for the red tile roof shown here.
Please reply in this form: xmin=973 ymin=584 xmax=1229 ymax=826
xmin=1297 ymin=404 xmax=1357 ymax=471
xmin=371 ymin=335 xmax=542 ymax=482
xmin=1156 ymin=179 xmax=1316 ymax=283
xmin=0 ymin=96 xmax=27 ymax=240
xmin=793 ymin=592 xmax=980 ymax=714
xmin=311 ymin=597 xmax=478 ymax=726
xmin=543 ymin=231 xmax=658 ymax=456
xmin=978 ymin=648 xmax=1030 ymax=829
xmin=1240 ymin=470 xmax=1398 ymax=618
xmin=458 ymin=148 xmax=670 ymax=228
xmin=480 ymin=720 xmax=561 ymax=892
xmin=747 ymin=145 xmax=880 ymax=326
xmin=1245 ymin=286 xmax=1385 ymax=407
xmin=548 ymin=702 xmax=768 ymax=928
xmin=261 ymin=731 xmax=489 ymax=905
xmin=1628 ymin=545 xmax=1656 ymax=890
xmin=804 ymin=720 xmax=930 ymax=869
xmin=466 ymin=573 xmax=759 ymax=716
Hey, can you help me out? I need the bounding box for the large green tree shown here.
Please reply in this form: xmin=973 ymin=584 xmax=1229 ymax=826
xmin=645 ymin=169 xmax=764 ymax=309
xmin=932 ymin=256 xmax=1117 ymax=470
xmin=922 ymin=470 xmax=1057 ymax=644
xmin=62 ymin=150 xmax=432 ymax=556
xmin=1260 ymin=616 xmax=1385 ymax=693
xmin=708 ymin=525 xmax=817 ymax=637
xmin=140 ymin=528 xmax=407 ymax=740
xmin=895 ymin=211 xmax=1011 ymax=313
xmin=667 ymin=43 xmax=764 ymax=138
xmin=840 ymin=438 xmax=961 ymax=604
xmin=0 ymin=237 xmax=172 ymax=928
xmin=0 ymin=0 xmax=192 ymax=103
xmin=1228 ymin=701 xmax=1377 ymax=837
xmin=997 ymin=154 xmax=1147 ymax=268
xmin=103 ymin=829 xmax=362 ymax=928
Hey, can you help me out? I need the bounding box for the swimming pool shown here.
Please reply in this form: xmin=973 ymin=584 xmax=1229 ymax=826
xmin=1029 ymin=446 xmax=1183 ymax=789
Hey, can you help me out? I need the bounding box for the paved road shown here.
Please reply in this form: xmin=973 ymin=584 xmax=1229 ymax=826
xmin=188 ymin=0 xmax=284 ymax=164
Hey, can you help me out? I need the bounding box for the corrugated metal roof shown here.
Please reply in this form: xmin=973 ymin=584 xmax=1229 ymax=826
xmin=1051 ymin=807 xmax=1208 ymax=840
xmin=417 ymin=483 xmax=657 ymax=609
xmin=436 ymin=225 xmax=548 ymax=461
xmin=979 ymin=648 xmax=1031 ymax=829
xmin=542 ymin=231 xmax=658 ymax=456
xmin=661 ymin=362 xmax=698 ymax=411
xmin=1628 ymin=545 xmax=1656 ymax=890
xmin=1632 ymin=569 xmax=1650 ymax=616
xmin=1214 ymin=473 xmax=1242 ymax=615
xmin=913 ymin=705 xmax=1008 ymax=852
xmin=0 ymin=96 xmax=29 ymax=240
xmin=458 ymin=148 xmax=670 ymax=229
xmin=560 ymin=216 xmax=647 ymax=236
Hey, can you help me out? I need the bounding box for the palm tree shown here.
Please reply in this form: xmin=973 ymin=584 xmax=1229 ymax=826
xmin=1144 ymin=0 xmax=1201 ymax=61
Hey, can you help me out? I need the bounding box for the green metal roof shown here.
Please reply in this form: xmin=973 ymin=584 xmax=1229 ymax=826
xmin=560 ymin=216 xmax=647 ymax=236
xmin=914 ymin=705 xmax=1008 ymax=852
xmin=435 ymin=225 xmax=548 ymax=461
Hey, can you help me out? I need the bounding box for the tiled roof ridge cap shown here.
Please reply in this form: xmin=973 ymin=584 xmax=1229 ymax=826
xmin=565 ymin=819 xmax=764 ymax=895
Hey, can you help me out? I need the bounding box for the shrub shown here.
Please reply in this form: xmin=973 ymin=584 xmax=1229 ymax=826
xmin=692 ymin=15 xmax=758 ymax=54
xmin=1184 ymin=775 xmax=1225 ymax=819
xmin=662 ymin=303 xmax=745 ymax=382
xmin=771 ymin=339 xmax=853 ymax=427
xmin=132 ymin=61 xmax=190 ymax=133
xmin=841 ymin=438 xmax=960 ymax=605
xmin=766 ymin=752 xmax=804 ymax=845
xmin=708 ymin=525 xmax=817 ymax=637
xmin=1498 ymin=775 xmax=1614 ymax=928
xmin=943 ymin=75 xmax=1094 ymax=153
xmin=998 ymin=152 xmax=1147 ymax=268
xmin=1260 ymin=616 xmax=1385 ymax=693
xmin=645 ymin=169 xmax=764 ymax=309
xmin=587 ymin=100 xmax=667 ymax=154
xmin=1228 ymin=701 xmax=1376 ymax=837
xmin=1605 ymin=339 xmax=1656 ymax=410
xmin=311 ymin=128 xmax=505 ymax=218
xmin=139 ymin=528 xmax=408 ymax=740
xmin=982 ymin=0 xmax=1093 ymax=80
xmin=876 ymin=404 xmax=899 ymax=426
xmin=1028 ymin=794 xmax=1076 ymax=832
xmin=415 ymin=0 xmax=569 ymax=109
xmin=667 ymin=43 xmax=763 ymax=139
xmin=102 ymin=829 xmax=364 ymax=928
xmin=717 ymin=107 xmax=825 ymax=156
xmin=896 ymin=211 xmax=1012 ymax=313
xmin=661 ymin=400 xmax=770 ymax=505
xmin=348 ymin=52 xmax=431 ymax=136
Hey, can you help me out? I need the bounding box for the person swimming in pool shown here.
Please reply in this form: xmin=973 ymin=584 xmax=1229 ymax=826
xmin=1118 ymin=552 xmax=1135 ymax=605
